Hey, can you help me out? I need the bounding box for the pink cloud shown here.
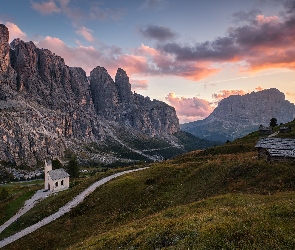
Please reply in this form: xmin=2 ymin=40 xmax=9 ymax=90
xmin=212 ymin=89 xmax=246 ymax=102
xmin=159 ymin=9 xmax=295 ymax=74
xmin=130 ymin=79 xmax=148 ymax=91
xmin=34 ymin=36 xmax=221 ymax=85
xmin=212 ymin=87 xmax=265 ymax=102
xmin=165 ymin=92 xmax=214 ymax=123
xmin=135 ymin=44 xmax=220 ymax=81
xmin=286 ymin=92 xmax=295 ymax=97
xmin=35 ymin=36 xmax=150 ymax=76
xmin=255 ymin=86 xmax=264 ymax=91
xmin=5 ymin=22 xmax=27 ymax=42
xmin=31 ymin=0 xmax=126 ymax=23
xmin=31 ymin=1 xmax=60 ymax=15
xmin=27 ymin=3 xmax=295 ymax=81
xmin=256 ymin=15 xmax=279 ymax=25
xmin=36 ymin=36 xmax=101 ymax=74
xmin=76 ymin=27 xmax=94 ymax=42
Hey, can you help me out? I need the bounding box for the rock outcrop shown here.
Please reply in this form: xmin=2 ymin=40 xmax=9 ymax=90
xmin=181 ymin=88 xmax=295 ymax=142
xmin=0 ymin=24 xmax=180 ymax=166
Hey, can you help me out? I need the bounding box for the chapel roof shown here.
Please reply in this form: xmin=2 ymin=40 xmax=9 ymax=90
xmin=48 ymin=168 xmax=70 ymax=180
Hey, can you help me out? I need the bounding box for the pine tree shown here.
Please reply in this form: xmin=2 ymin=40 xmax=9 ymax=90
xmin=66 ymin=156 xmax=80 ymax=178
xmin=270 ymin=118 xmax=278 ymax=128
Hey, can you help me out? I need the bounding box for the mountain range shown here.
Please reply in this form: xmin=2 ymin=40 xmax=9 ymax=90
xmin=0 ymin=24 xmax=217 ymax=167
xmin=181 ymin=88 xmax=295 ymax=142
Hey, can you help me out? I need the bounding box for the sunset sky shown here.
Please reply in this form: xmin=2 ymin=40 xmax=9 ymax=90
xmin=1 ymin=0 xmax=295 ymax=123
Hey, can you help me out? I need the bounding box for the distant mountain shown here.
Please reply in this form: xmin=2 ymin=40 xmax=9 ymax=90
xmin=181 ymin=88 xmax=295 ymax=142
xmin=0 ymin=24 xmax=215 ymax=167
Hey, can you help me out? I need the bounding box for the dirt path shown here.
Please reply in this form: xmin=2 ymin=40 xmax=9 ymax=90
xmin=0 ymin=167 xmax=148 ymax=248
xmin=268 ymin=131 xmax=279 ymax=137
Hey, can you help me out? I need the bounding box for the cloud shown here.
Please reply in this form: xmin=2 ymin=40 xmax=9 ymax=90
xmin=130 ymin=79 xmax=148 ymax=91
xmin=36 ymin=37 xmax=214 ymax=85
xmin=31 ymin=0 xmax=126 ymax=23
xmin=212 ymin=89 xmax=246 ymax=102
xmin=165 ymin=92 xmax=214 ymax=123
xmin=139 ymin=25 xmax=177 ymax=42
xmin=89 ymin=4 xmax=127 ymax=21
xmin=283 ymin=0 xmax=295 ymax=13
xmin=31 ymin=1 xmax=60 ymax=15
xmin=5 ymin=22 xmax=27 ymax=42
xmin=35 ymin=36 xmax=150 ymax=76
xmin=135 ymin=44 xmax=219 ymax=80
xmin=76 ymin=26 xmax=94 ymax=42
xmin=158 ymin=4 xmax=295 ymax=73
xmin=25 ymin=0 xmax=295 ymax=84
xmin=286 ymin=92 xmax=295 ymax=96
xmin=141 ymin=0 xmax=165 ymax=10
xmin=232 ymin=9 xmax=262 ymax=23
xmin=255 ymin=86 xmax=264 ymax=91
xmin=212 ymin=87 xmax=265 ymax=103
xmin=36 ymin=40 xmax=216 ymax=80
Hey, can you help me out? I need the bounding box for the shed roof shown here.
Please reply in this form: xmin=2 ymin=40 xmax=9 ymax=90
xmin=255 ymin=138 xmax=295 ymax=150
xmin=259 ymin=126 xmax=272 ymax=131
xmin=267 ymin=149 xmax=295 ymax=158
xmin=48 ymin=168 xmax=70 ymax=181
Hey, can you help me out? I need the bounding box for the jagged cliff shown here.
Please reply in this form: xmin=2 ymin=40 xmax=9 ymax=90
xmin=181 ymin=88 xmax=295 ymax=142
xmin=0 ymin=24 xmax=183 ymax=166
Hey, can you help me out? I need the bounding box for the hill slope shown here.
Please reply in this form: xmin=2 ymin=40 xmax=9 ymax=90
xmin=2 ymin=120 xmax=295 ymax=249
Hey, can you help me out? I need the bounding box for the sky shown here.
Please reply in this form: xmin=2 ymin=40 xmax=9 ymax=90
xmin=1 ymin=0 xmax=295 ymax=123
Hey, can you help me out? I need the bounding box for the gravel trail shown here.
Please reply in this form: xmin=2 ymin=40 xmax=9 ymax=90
xmin=0 ymin=167 xmax=148 ymax=248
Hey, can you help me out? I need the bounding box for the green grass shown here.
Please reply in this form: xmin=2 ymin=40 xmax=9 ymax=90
xmin=0 ymin=166 xmax=145 ymax=241
xmin=83 ymin=129 xmax=219 ymax=163
xmin=69 ymin=192 xmax=295 ymax=250
xmin=3 ymin=122 xmax=295 ymax=249
xmin=0 ymin=181 xmax=43 ymax=225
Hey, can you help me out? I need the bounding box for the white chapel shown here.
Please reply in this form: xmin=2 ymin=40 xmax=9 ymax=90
xmin=44 ymin=160 xmax=70 ymax=192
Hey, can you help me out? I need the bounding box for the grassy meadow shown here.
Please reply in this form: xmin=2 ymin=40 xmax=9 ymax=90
xmin=2 ymin=120 xmax=295 ymax=249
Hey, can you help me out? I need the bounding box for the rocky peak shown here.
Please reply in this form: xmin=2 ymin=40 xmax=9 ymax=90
xmin=9 ymin=39 xmax=38 ymax=91
xmin=0 ymin=24 xmax=9 ymax=46
xmin=181 ymin=88 xmax=295 ymax=142
xmin=90 ymin=66 xmax=119 ymax=119
xmin=210 ymin=88 xmax=294 ymax=124
xmin=0 ymin=24 xmax=11 ymax=75
xmin=115 ymin=68 xmax=133 ymax=103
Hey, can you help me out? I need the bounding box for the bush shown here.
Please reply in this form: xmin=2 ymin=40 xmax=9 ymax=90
xmin=0 ymin=188 xmax=9 ymax=201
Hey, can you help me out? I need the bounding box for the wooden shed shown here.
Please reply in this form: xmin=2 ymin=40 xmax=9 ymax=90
xmin=255 ymin=137 xmax=295 ymax=161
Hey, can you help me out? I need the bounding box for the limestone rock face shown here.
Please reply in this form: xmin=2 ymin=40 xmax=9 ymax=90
xmin=0 ymin=24 xmax=10 ymax=74
xmin=208 ymin=88 xmax=294 ymax=124
xmin=0 ymin=25 xmax=180 ymax=166
xmin=115 ymin=68 xmax=133 ymax=104
xmin=0 ymin=24 xmax=17 ymax=95
xmin=90 ymin=66 xmax=120 ymax=120
xmin=90 ymin=67 xmax=179 ymax=135
xmin=181 ymin=88 xmax=295 ymax=142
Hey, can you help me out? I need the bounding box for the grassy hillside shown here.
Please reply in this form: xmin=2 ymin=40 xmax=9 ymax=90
xmin=82 ymin=130 xmax=219 ymax=164
xmin=2 ymin=121 xmax=295 ymax=249
xmin=0 ymin=181 xmax=43 ymax=226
